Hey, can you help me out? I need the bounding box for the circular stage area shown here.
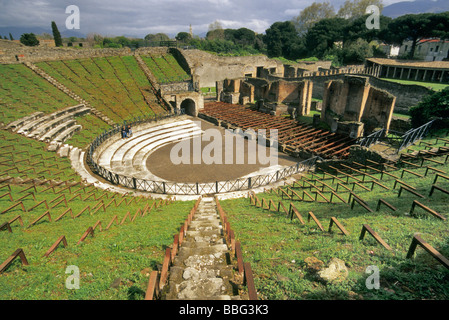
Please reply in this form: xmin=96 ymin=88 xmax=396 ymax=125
xmin=145 ymin=119 xmax=298 ymax=183
xmin=91 ymin=115 xmax=308 ymax=195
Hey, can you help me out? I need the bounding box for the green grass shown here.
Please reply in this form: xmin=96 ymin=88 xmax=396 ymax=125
xmin=0 ymin=64 xmax=77 ymax=124
xmin=380 ymin=78 xmax=449 ymax=92
xmin=297 ymin=110 xmax=321 ymax=124
xmin=36 ymin=56 xmax=160 ymax=123
xmin=141 ymin=53 xmax=191 ymax=84
xmin=219 ymin=137 xmax=449 ymax=300
xmin=0 ymin=194 xmax=193 ymax=300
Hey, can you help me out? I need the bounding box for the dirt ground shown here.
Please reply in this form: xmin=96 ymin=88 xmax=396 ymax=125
xmin=145 ymin=118 xmax=300 ymax=183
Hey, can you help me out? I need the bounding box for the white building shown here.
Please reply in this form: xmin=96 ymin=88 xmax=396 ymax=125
xmin=399 ymin=38 xmax=449 ymax=61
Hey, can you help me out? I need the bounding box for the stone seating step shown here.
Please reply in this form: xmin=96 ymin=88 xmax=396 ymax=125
xmin=6 ymin=112 xmax=44 ymax=131
xmin=53 ymin=124 xmax=82 ymax=143
xmin=39 ymin=119 xmax=77 ymax=142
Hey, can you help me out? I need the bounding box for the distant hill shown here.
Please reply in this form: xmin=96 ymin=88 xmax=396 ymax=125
xmin=0 ymin=26 xmax=85 ymax=40
xmin=383 ymin=0 xmax=449 ymax=18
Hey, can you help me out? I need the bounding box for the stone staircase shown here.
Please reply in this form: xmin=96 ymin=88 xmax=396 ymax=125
xmin=162 ymin=197 xmax=241 ymax=300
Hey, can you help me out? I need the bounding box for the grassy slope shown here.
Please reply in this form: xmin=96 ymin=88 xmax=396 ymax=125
xmin=220 ymin=133 xmax=449 ymax=300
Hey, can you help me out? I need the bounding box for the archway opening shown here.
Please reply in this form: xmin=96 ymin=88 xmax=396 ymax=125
xmin=180 ymin=98 xmax=196 ymax=116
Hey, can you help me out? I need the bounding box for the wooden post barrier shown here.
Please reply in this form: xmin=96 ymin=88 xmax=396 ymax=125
xmin=8 ymin=215 xmax=23 ymax=227
xmin=120 ymin=212 xmax=132 ymax=225
xmin=243 ymin=262 xmax=258 ymax=300
xmin=328 ymin=217 xmax=349 ymax=236
xmin=27 ymin=200 xmax=49 ymax=212
xmin=421 ymin=157 xmax=444 ymax=167
xmin=144 ymin=271 xmax=160 ymax=300
xmin=400 ymin=159 xmax=421 ymax=168
xmin=393 ymin=179 xmax=417 ymax=191
xmin=307 ymin=211 xmax=324 ymax=231
xmin=92 ymin=203 xmax=106 ymax=215
xmin=433 ymin=173 xmax=449 ymax=185
xmin=376 ymin=199 xmax=397 ymax=212
xmin=1 ymin=201 xmax=26 ymax=215
xmin=19 ymin=185 xmax=37 ymax=194
xmin=289 ymin=203 xmax=305 ymax=224
xmin=287 ymin=188 xmax=302 ymax=201
xmin=409 ymin=200 xmax=446 ymax=220
xmin=15 ymin=192 xmax=36 ymax=203
xmin=351 ymin=196 xmax=374 ymax=213
xmin=329 ymin=191 xmax=347 ymax=204
xmin=429 ymin=185 xmax=449 ymax=197
xmin=159 ymin=248 xmax=172 ymax=291
xmin=74 ymin=206 xmax=91 ymax=218
xmin=0 ymin=222 xmax=12 ymax=233
xmin=397 ymin=185 xmax=425 ymax=199
xmin=277 ymin=201 xmax=289 ymax=215
xmin=28 ymin=211 xmax=52 ymax=228
xmin=280 ymin=188 xmax=292 ymax=200
xmin=0 ymin=248 xmax=29 ymax=273
xmin=171 ymin=234 xmax=179 ymax=261
xmin=106 ymin=215 xmax=119 ymax=230
xmin=424 ymin=166 xmax=446 ymax=177
xmin=93 ymin=221 xmax=103 ymax=232
xmin=406 ymin=235 xmax=449 ymax=270
xmin=43 ymin=235 xmax=68 ymax=257
xmin=359 ymin=224 xmax=392 ymax=251
xmin=235 ymin=241 xmax=245 ymax=277
xmin=77 ymin=227 xmax=94 ymax=245
xmin=55 ymin=208 xmax=74 ymax=222
xmin=401 ymin=169 xmax=423 ymax=179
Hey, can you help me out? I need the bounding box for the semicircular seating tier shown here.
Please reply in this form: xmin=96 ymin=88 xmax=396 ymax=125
xmin=93 ymin=117 xmax=203 ymax=181
xmin=6 ymin=104 xmax=90 ymax=150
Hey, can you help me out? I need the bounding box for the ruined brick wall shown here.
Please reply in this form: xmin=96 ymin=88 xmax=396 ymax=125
xmin=363 ymin=88 xmax=396 ymax=133
xmin=321 ymin=75 xmax=396 ymax=137
xmin=267 ymin=80 xmax=301 ymax=103
xmin=180 ymin=49 xmax=283 ymax=88
xmin=302 ymin=74 xmax=432 ymax=113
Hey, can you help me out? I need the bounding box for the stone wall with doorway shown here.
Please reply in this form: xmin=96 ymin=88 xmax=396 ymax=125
xmin=321 ymin=75 xmax=396 ymax=138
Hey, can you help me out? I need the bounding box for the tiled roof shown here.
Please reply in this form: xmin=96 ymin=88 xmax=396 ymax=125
xmin=367 ymin=58 xmax=449 ymax=69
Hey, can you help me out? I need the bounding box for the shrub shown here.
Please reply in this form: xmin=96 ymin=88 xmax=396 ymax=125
xmin=410 ymin=87 xmax=449 ymax=127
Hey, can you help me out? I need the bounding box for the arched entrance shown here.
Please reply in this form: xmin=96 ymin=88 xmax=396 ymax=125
xmin=180 ymin=98 xmax=196 ymax=116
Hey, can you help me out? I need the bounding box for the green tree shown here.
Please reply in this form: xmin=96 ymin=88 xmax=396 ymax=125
xmin=207 ymin=20 xmax=224 ymax=40
xmin=175 ymin=32 xmax=192 ymax=43
xmin=341 ymin=38 xmax=374 ymax=64
xmin=343 ymin=14 xmax=392 ymax=44
xmin=264 ymin=21 xmax=303 ymax=59
xmin=51 ymin=21 xmax=63 ymax=47
xmin=305 ymin=17 xmax=349 ymax=58
xmin=235 ymin=28 xmax=256 ymax=46
xmin=292 ymin=2 xmax=336 ymax=35
xmin=9 ymin=33 xmax=14 ymax=40
xmin=337 ymin=0 xmax=384 ymax=19
xmin=384 ymin=13 xmax=442 ymax=59
xmin=410 ymin=87 xmax=449 ymax=128
xmin=20 ymin=33 xmax=40 ymax=46
xmin=144 ymin=33 xmax=170 ymax=42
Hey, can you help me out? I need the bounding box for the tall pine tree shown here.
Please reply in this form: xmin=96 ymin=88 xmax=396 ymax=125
xmin=51 ymin=21 xmax=63 ymax=47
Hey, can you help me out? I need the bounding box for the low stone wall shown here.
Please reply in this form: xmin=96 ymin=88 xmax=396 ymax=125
xmin=0 ymin=46 xmax=132 ymax=64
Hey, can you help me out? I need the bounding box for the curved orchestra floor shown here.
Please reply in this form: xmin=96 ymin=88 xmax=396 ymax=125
xmin=145 ymin=118 xmax=299 ymax=183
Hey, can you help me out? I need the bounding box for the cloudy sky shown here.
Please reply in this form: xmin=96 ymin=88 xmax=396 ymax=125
xmin=0 ymin=0 xmax=406 ymax=38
